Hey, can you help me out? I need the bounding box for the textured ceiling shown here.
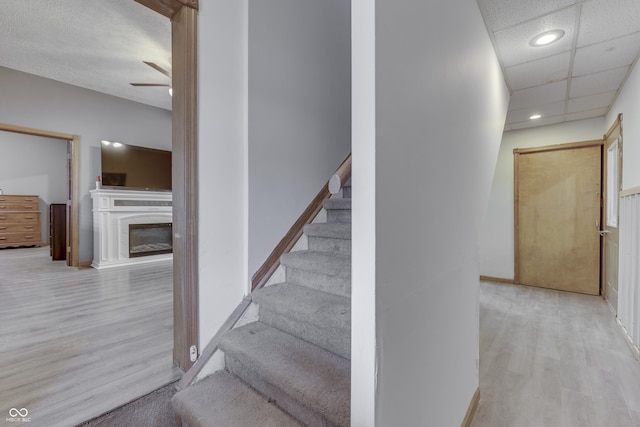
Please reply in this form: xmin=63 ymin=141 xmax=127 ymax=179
xmin=0 ymin=0 xmax=171 ymax=110
xmin=478 ymin=0 xmax=640 ymax=130
xmin=1 ymin=1 xmax=639 ymax=128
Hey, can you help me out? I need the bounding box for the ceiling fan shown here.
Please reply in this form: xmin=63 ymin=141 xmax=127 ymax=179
xmin=130 ymin=61 xmax=172 ymax=95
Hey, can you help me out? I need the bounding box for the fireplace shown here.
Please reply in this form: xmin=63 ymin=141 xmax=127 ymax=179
xmin=91 ymin=189 xmax=172 ymax=269
xmin=129 ymin=223 xmax=173 ymax=258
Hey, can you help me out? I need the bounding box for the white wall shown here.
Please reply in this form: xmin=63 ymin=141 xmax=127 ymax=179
xmin=0 ymin=67 xmax=171 ymax=262
xmin=0 ymin=132 xmax=67 ymax=240
xmin=607 ymin=61 xmax=640 ymax=190
xmin=479 ymin=117 xmax=606 ymax=280
xmin=352 ymin=0 xmax=509 ymax=424
xmin=197 ymin=0 xmax=249 ymax=348
xmin=248 ymin=0 xmax=351 ymax=276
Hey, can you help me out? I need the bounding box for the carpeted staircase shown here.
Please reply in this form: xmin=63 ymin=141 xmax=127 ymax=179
xmin=172 ymin=184 xmax=351 ymax=426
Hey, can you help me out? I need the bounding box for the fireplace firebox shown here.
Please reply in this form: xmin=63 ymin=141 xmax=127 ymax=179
xmin=129 ymin=223 xmax=173 ymax=258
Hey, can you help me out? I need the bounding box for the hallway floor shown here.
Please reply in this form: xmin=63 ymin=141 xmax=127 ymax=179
xmin=471 ymin=281 xmax=640 ymax=427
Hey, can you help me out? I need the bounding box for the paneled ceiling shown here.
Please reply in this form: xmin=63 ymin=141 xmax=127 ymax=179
xmin=1 ymin=1 xmax=639 ymax=128
xmin=477 ymin=0 xmax=640 ymax=130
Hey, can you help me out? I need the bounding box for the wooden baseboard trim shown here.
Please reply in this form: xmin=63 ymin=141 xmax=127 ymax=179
xmin=480 ymin=275 xmax=515 ymax=284
xmin=78 ymin=260 xmax=92 ymax=267
xmin=461 ymin=388 xmax=480 ymax=427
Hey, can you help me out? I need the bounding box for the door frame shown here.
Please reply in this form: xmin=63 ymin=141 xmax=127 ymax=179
xmin=134 ymin=0 xmax=199 ymax=371
xmin=514 ymin=139 xmax=604 ymax=287
xmin=0 ymin=123 xmax=80 ymax=267
xmin=601 ymin=114 xmax=623 ymax=301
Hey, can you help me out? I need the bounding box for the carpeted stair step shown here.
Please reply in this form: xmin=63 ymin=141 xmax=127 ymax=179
xmin=220 ymin=322 xmax=350 ymax=427
xmin=304 ymin=223 xmax=351 ymax=255
xmin=280 ymin=250 xmax=351 ymax=297
xmin=171 ymin=370 xmax=302 ymax=427
xmin=252 ymin=283 xmax=350 ymax=359
xmin=323 ymin=198 xmax=351 ymax=223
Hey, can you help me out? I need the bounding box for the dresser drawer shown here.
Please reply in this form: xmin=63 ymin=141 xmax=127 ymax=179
xmin=0 ymin=195 xmax=38 ymax=203
xmin=0 ymin=232 xmax=41 ymax=244
xmin=0 ymin=212 xmax=41 ymax=223
xmin=0 ymin=223 xmax=38 ymax=233
xmin=0 ymin=195 xmax=38 ymax=202
xmin=0 ymin=202 xmax=39 ymax=212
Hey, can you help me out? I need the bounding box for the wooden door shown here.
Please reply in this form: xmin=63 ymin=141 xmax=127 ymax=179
xmin=515 ymin=143 xmax=602 ymax=295
xmin=602 ymin=116 xmax=622 ymax=310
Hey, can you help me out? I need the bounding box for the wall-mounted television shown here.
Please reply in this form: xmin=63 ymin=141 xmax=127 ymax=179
xmin=101 ymin=141 xmax=172 ymax=191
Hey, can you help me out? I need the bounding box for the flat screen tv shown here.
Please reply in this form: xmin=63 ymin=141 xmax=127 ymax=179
xmin=101 ymin=141 xmax=172 ymax=191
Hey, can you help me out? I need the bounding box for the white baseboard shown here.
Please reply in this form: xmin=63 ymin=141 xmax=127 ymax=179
xmin=616 ymin=318 xmax=640 ymax=361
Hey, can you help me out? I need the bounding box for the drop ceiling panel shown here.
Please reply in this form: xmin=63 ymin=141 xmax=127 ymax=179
xmin=509 ymin=80 xmax=567 ymax=110
xmin=493 ymin=7 xmax=577 ymax=68
xmin=507 ymin=101 xmax=565 ymax=124
xmin=573 ymin=32 xmax=640 ymax=76
xmin=505 ymin=52 xmax=571 ymax=90
xmin=577 ymin=0 xmax=640 ymax=47
xmin=477 ymin=0 xmax=577 ymax=32
xmin=570 ymin=66 xmax=629 ymax=98
xmin=568 ymin=90 xmax=617 ymax=113
xmin=565 ymin=107 xmax=610 ymax=122
xmin=509 ymin=115 xmax=565 ymax=130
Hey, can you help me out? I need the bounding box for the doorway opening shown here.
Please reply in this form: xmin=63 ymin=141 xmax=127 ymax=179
xmin=0 ymin=123 xmax=80 ymax=267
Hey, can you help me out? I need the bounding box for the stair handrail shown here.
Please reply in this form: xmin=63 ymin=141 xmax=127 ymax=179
xmin=176 ymin=152 xmax=352 ymax=390
xmin=328 ymin=152 xmax=351 ymax=195
xmin=252 ymin=152 xmax=351 ymax=291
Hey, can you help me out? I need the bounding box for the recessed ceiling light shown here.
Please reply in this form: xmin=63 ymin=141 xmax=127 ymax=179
xmin=530 ymin=114 xmax=542 ymax=120
xmin=529 ymin=30 xmax=565 ymax=47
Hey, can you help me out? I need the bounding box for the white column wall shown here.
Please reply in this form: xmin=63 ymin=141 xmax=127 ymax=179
xmin=351 ymin=0 xmax=377 ymax=424
xmin=197 ymin=0 xmax=249 ymax=347
xmin=352 ymin=0 xmax=509 ymax=424
xmin=479 ymin=117 xmax=605 ymax=280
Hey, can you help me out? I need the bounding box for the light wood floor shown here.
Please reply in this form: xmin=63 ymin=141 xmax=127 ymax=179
xmin=472 ymin=281 xmax=640 ymax=427
xmin=0 ymin=247 xmax=180 ymax=427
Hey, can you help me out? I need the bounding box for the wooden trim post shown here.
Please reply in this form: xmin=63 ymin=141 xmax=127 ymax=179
xmin=170 ymin=4 xmax=199 ymax=371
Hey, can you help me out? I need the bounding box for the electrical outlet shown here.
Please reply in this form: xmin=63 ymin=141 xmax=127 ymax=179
xmin=190 ymin=345 xmax=197 ymax=362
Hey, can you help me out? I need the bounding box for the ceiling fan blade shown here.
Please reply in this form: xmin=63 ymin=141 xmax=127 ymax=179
xmin=130 ymin=83 xmax=171 ymax=87
xmin=143 ymin=61 xmax=171 ymax=78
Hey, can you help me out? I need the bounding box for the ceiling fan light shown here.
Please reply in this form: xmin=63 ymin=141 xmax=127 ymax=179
xmin=530 ymin=30 xmax=565 ymax=47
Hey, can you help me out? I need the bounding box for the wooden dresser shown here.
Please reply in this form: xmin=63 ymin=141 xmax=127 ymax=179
xmin=0 ymin=195 xmax=42 ymax=248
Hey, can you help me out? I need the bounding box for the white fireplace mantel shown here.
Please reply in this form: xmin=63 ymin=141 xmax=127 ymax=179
xmin=91 ymin=188 xmax=173 ymax=269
